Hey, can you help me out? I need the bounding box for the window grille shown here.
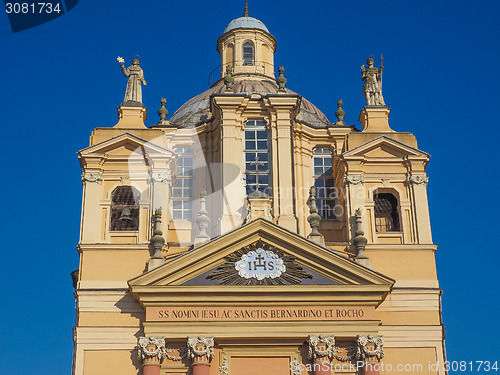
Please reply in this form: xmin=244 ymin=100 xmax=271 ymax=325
xmin=172 ymin=147 xmax=194 ymax=220
xmin=374 ymin=193 xmax=400 ymax=232
xmin=244 ymin=120 xmax=270 ymax=195
xmin=243 ymin=42 xmax=254 ymax=65
xmin=312 ymin=148 xmax=336 ymax=219
xmin=110 ymin=186 xmax=140 ymax=231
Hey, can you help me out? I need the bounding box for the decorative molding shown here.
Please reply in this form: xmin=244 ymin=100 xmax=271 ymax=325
xmin=291 ymin=354 xmax=302 ymax=375
xmin=219 ymin=353 xmax=228 ymax=375
xmin=137 ymin=336 xmax=167 ymax=361
xmin=355 ymin=335 xmax=384 ymax=360
xmin=187 ymin=336 xmax=215 ymax=360
xmin=407 ymin=175 xmax=428 ymax=186
xmin=307 ymin=335 xmax=336 ymax=361
xmin=207 ymin=240 xmax=312 ymax=285
xmin=150 ymin=170 xmax=172 ymax=184
xmin=344 ymin=175 xmax=365 ymax=185
xmin=165 ymin=346 xmax=188 ymax=361
xmin=81 ymin=172 xmax=103 ymax=184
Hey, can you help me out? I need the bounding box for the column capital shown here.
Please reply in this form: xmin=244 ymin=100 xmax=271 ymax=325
xmin=137 ymin=336 xmax=167 ymax=365
xmin=407 ymin=174 xmax=429 ymax=186
xmin=149 ymin=170 xmax=172 ymax=184
xmin=343 ymin=175 xmax=365 ymax=185
xmin=355 ymin=335 xmax=384 ymax=360
xmin=307 ymin=335 xmax=336 ymax=361
xmin=187 ymin=336 xmax=215 ymax=361
xmin=81 ymin=171 xmax=103 ymax=184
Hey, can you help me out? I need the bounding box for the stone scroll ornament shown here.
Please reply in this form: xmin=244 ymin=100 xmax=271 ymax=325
xmin=137 ymin=337 xmax=167 ymax=361
xmin=355 ymin=335 xmax=384 ymax=360
xmin=187 ymin=336 xmax=215 ymax=360
xmin=206 ymin=240 xmax=312 ymax=285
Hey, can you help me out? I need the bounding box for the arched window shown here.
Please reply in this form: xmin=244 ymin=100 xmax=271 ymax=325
xmin=243 ymin=42 xmax=254 ymax=66
xmin=244 ymin=120 xmax=270 ymax=195
xmin=312 ymin=148 xmax=336 ymax=219
xmin=110 ymin=186 xmax=140 ymax=231
xmin=374 ymin=192 xmax=400 ymax=232
xmin=172 ymin=147 xmax=194 ymax=220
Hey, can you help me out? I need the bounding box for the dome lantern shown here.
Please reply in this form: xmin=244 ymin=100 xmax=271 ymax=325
xmin=217 ymin=1 xmax=277 ymax=79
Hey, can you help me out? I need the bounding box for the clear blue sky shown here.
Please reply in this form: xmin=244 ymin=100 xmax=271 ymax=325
xmin=1 ymin=1 xmax=499 ymax=374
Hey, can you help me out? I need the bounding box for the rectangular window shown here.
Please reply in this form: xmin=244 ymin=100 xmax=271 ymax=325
xmin=244 ymin=120 xmax=270 ymax=196
xmin=313 ymin=148 xmax=336 ymax=219
xmin=171 ymin=147 xmax=194 ymax=220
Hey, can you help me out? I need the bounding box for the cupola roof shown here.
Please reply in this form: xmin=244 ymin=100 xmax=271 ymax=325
xmin=223 ymin=1 xmax=270 ymax=34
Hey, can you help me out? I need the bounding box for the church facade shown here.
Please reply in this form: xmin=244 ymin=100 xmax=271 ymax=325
xmin=72 ymin=5 xmax=446 ymax=375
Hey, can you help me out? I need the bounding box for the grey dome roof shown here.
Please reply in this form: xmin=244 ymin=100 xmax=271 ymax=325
xmin=170 ymin=78 xmax=331 ymax=128
xmin=224 ymin=16 xmax=269 ymax=34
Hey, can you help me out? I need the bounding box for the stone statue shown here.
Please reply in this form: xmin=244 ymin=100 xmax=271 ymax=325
xmin=361 ymin=58 xmax=385 ymax=106
xmin=118 ymin=57 xmax=147 ymax=103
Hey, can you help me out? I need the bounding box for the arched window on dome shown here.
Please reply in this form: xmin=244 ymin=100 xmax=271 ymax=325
xmin=243 ymin=42 xmax=254 ymax=66
xmin=110 ymin=186 xmax=140 ymax=231
xmin=172 ymin=147 xmax=194 ymax=220
xmin=244 ymin=120 xmax=270 ymax=195
xmin=374 ymin=192 xmax=400 ymax=232
xmin=312 ymin=148 xmax=336 ymax=219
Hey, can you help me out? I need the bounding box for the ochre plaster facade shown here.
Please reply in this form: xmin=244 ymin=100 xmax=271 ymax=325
xmin=72 ymin=7 xmax=446 ymax=375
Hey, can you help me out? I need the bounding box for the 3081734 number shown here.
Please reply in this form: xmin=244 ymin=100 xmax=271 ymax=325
xmin=5 ymin=2 xmax=61 ymax=14
xmin=444 ymin=361 xmax=498 ymax=372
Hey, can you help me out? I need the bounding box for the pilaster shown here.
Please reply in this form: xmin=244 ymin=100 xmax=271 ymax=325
xmin=267 ymin=96 xmax=300 ymax=232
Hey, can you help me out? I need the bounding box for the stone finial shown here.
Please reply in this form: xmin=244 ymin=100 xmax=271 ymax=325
xmin=148 ymin=209 xmax=166 ymax=270
xmin=334 ymin=99 xmax=345 ymax=125
xmin=224 ymin=65 xmax=235 ymax=92
xmin=277 ymin=66 xmax=287 ymax=93
xmin=187 ymin=336 xmax=215 ymax=360
xmin=355 ymin=335 xmax=384 ymax=360
xmin=353 ymin=208 xmax=371 ymax=268
xmin=137 ymin=336 xmax=167 ymax=364
xmin=244 ymin=0 xmax=249 ymax=17
xmin=158 ymin=98 xmax=169 ymax=121
xmin=307 ymin=335 xmax=336 ymax=361
xmin=194 ymin=188 xmax=211 ymax=247
xmin=307 ymin=186 xmax=325 ymax=246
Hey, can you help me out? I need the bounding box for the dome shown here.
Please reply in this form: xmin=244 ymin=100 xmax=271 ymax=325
xmin=170 ymin=78 xmax=331 ymax=128
xmin=224 ymin=16 xmax=270 ymax=34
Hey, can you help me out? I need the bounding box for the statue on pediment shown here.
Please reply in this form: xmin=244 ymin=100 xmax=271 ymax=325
xmin=361 ymin=57 xmax=385 ymax=106
xmin=117 ymin=57 xmax=147 ymax=103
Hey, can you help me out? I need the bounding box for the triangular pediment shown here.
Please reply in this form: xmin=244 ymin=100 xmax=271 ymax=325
xmin=342 ymin=135 xmax=429 ymax=160
xmin=78 ymin=132 xmax=173 ymax=157
xmin=129 ymin=219 xmax=394 ymax=308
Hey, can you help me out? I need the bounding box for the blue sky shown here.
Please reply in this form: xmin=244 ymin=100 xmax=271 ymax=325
xmin=1 ymin=0 xmax=499 ymax=374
